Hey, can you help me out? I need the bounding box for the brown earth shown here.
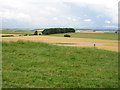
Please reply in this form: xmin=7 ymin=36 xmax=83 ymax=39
xmin=2 ymin=35 xmax=119 ymax=52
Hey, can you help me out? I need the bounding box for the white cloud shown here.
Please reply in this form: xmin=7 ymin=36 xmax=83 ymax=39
xmin=0 ymin=0 xmax=118 ymax=28
xmin=45 ymin=7 xmax=57 ymax=12
xmin=105 ymin=20 xmax=111 ymax=24
xmin=64 ymin=0 xmax=118 ymax=24
xmin=53 ymin=17 xmax=58 ymax=20
xmin=72 ymin=18 xmax=77 ymax=22
xmin=83 ymin=19 xmax=92 ymax=22
xmin=67 ymin=17 xmax=72 ymax=20
xmin=1 ymin=11 xmax=31 ymax=22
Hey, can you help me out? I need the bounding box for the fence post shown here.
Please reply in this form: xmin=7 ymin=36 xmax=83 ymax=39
xmin=94 ymin=44 xmax=96 ymax=48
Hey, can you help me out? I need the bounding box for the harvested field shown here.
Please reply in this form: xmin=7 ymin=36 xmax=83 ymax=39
xmin=0 ymin=34 xmax=22 ymax=37
xmin=2 ymin=35 xmax=118 ymax=52
xmin=49 ymin=33 xmax=118 ymax=40
xmin=82 ymin=31 xmax=104 ymax=33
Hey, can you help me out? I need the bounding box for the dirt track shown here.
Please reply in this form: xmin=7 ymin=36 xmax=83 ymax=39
xmin=2 ymin=35 xmax=119 ymax=52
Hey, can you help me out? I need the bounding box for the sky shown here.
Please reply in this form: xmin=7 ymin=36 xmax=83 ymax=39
xmin=0 ymin=0 xmax=119 ymax=29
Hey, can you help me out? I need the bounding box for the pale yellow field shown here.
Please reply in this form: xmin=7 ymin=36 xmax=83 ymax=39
xmin=2 ymin=35 xmax=119 ymax=52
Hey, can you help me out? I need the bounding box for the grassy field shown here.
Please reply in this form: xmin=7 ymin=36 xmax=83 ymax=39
xmin=2 ymin=41 xmax=118 ymax=88
xmin=1 ymin=30 xmax=34 ymax=35
xmin=1 ymin=30 xmax=118 ymax=40
xmin=49 ymin=33 xmax=118 ymax=40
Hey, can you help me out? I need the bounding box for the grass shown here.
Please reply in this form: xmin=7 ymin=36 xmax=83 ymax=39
xmin=1 ymin=30 xmax=35 ymax=35
xmin=2 ymin=41 xmax=118 ymax=88
xmin=49 ymin=33 xmax=118 ymax=40
xmin=1 ymin=30 xmax=118 ymax=40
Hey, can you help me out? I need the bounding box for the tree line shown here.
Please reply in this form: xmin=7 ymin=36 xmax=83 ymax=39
xmin=42 ymin=28 xmax=75 ymax=35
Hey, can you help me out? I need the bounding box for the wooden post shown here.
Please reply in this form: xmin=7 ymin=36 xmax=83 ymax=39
xmin=94 ymin=44 xmax=96 ymax=48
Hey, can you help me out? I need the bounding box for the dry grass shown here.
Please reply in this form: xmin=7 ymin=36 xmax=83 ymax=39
xmin=2 ymin=35 xmax=118 ymax=52
xmin=82 ymin=31 xmax=105 ymax=33
xmin=0 ymin=34 xmax=22 ymax=37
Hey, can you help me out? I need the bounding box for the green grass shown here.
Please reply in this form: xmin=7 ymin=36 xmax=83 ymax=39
xmin=2 ymin=41 xmax=118 ymax=88
xmin=1 ymin=30 xmax=34 ymax=35
xmin=49 ymin=33 xmax=118 ymax=40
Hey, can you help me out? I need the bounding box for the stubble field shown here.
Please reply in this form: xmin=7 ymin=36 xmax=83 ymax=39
xmin=2 ymin=35 xmax=119 ymax=52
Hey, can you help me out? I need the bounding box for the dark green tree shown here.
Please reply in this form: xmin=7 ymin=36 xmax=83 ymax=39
xmin=42 ymin=28 xmax=75 ymax=35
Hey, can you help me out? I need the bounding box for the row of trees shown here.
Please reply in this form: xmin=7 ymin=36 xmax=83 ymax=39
xmin=42 ymin=28 xmax=75 ymax=35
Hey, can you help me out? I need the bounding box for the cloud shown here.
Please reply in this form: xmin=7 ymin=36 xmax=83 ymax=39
xmin=53 ymin=17 xmax=58 ymax=20
xmin=72 ymin=18 xmax=77 ymax=22
xmin=0 ymin=0 xmax=118 ymax=28
xmin=105 ymin=20 xmax=111 ymax=24
xmin=67 ymin=17 xmax=72 ymax=20
xmin=96 ymin=15 xmax=102 ymax=18
xmin=84 ymin=19 xmax=92 ymax=22
xmin=2 ymin=12 xmax=31 ymax=21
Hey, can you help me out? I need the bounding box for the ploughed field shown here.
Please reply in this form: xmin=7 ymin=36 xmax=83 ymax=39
xmin=2 ymin=41 xmax=118 ymax=88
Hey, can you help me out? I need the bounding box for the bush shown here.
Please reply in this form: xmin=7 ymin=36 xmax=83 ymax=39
xmin=42 ymin=28 xmax=75 ymax=35
xmin=2 ymin=35 xmax=14 ymax=37
xmin=64 ymin=34 xmax=71 ymax=37
xmin=34 ymin=30 xmax=38 ymax=35
xmin=24 ymin=34 xmax=28 ymax=36
xmin=29 ymin=34 xmax=34 ymax=36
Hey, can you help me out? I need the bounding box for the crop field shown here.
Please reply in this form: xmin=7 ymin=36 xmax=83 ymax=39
xmin=49 ymin=33 xmax=118 ymax=40
xmin=2 ymin=41 xmax=118 ymax=88
xmin=2 ymin=35 xmax=119 ymax=52
xmin=1 ymin=30 xmax=35 ymax=35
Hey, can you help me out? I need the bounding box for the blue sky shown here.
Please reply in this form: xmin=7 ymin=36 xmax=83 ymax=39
xmin=0 ymin=0 xmax=119 ymax=29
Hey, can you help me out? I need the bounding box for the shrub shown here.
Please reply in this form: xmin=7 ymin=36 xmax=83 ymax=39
xmin=64 ymin=34 xmax=71 ymax=37
xmin=2 ymin=35 xmax=14 ymax=37
xmin=29 ymin=34 xmax=34 ymax=36
xmin=34 ymin=30 xmax=38 ymax=35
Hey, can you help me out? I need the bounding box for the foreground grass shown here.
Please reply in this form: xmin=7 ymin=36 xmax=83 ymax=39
xmin=49 ymin=33 xmax=118 ymax=40
xmin=2 ymin=41 xmax=118 ymax=88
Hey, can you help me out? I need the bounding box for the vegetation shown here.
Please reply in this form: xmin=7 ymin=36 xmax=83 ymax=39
xmin=34 ymin=31 xmax=38 ymax=35
xmin=42 ymin=28 xmax=75 ymax=35
xmin=2 ymin=30 xmax=118 ymax=40
xmin=1 ymin=35 xmax=14 ymax=37
xmin=2 ymin=41 xmax=118 ymax=88
xmin=64 ymin=34 xmax=71 ymax=37
xmin=1 ymin=30 xmax=35 ymax=35
xmin=49 ymin=33 xmax=118 ymax=40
